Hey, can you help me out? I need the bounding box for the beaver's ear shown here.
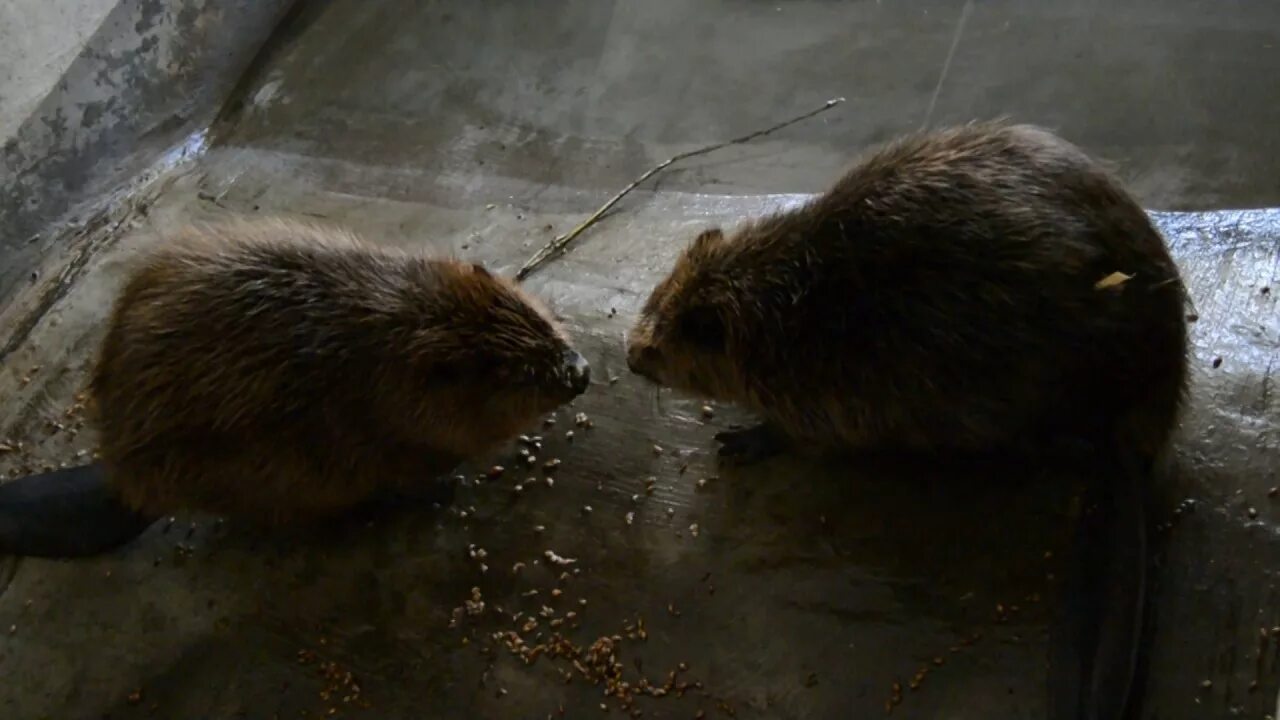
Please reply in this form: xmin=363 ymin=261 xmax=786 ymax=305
xmin=470 ymin=262 xmax=492 ymax=278
xmin=678 ymin=303 xmax=726 ymax=352
xmin=687 ymin=228 xmax=725 ymax=258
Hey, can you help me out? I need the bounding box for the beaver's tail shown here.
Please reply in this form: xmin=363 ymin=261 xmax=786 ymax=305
xmin=0 ymin=464 xmax=155 ymax=558
xmin=1049 ymin=436 xmax=1156 ymax=720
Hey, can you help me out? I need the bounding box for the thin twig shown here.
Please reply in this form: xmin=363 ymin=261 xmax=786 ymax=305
xmin=514 ymin=96 xmax=847 ymax=281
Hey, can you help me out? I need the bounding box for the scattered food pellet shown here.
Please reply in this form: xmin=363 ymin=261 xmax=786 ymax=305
xmin=666 ymin=507 xmax=675 ymax=517
xmin=487 ymin=465 xmax=505 ymax=479
xmin=700 ymin=405 xmax=714 ymax=419
xmin=625 ymin=512 xmax=635 ymax=526
xmin=582 ymin=505 xmax=593 ymax=514
xmin=1212 ymin=357 xmax=1223 ymax=368
xmin=565 ymin=430 xmax=575 ymax=442
xmin=652 ymin=445 xmax=664 ymax=455
xmin=574 ymin=412 xmax=591 ymax=428
xmin=1248 ymin=507 xmax=1259 ymax=519
xmin=545 ymin=550 xmax=578 ymax=566
xmin=127 ymin=690 xmax=143 ymax=705
xmin=545 ymin=477 xmax=555 ymax=488
xmin=534 ymin=525 xmax=546 ymax=534
xmin=544 ymin=458 xmax=562 ymax=472
xmin=1201 ymin=679 xmax=1213 ymax=689
xmin=512 ymin=562 xmax=526 ymax=574
xmin=689 ymin=523 xmax=700 ymax=538
xmin=1269 ymin=487 xmax=1278 ymax=498
xmin=544 ymin=416 xmax=557 ymax=428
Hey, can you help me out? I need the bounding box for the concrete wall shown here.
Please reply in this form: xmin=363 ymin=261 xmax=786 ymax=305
xmin=0 ymin=0 xmax=296 ymax=308
xmin=0 ymin=0 xmax=120 ymax=143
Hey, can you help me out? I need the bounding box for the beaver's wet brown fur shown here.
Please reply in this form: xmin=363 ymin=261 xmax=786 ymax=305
xmin=627 ymin=120 xmax=1188 ymax=464
xmin=90 ymin=217 xmax=590 ymax=521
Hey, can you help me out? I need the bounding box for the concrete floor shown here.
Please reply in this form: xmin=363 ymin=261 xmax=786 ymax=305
xmin=1 ymin=1 xmax=1279 ymax=718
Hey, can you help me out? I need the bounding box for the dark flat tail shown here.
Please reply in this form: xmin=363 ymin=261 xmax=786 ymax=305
xmin=0 ymin=463 xmax=156 ymax=558
xmin=1049 ymin=442 xmax=1151 ymax=720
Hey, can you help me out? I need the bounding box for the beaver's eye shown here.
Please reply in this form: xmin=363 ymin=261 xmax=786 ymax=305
xmin=680 ymin=306 xmax=725 ymax=351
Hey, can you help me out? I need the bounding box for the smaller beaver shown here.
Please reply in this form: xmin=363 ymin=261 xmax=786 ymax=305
xmin=626 ymin=121 xmax=1188 ymax=720
xmin=0 ymin=218 xmax=590 ymax=557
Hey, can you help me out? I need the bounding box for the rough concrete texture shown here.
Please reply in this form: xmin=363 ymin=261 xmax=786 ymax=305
xmin=0 ymin=0 xmax=297 ymax=307
xmin=1 ymin=1 xmax=1278 ymax=718
xmin=0 ymin=0 xmax=118 ymax=142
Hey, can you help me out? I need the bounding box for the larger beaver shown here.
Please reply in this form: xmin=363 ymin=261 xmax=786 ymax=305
xmin=626 ymin=121 xmax=1188 ymax=720
xmin=0 ymin=218 xmax=590 ymax=557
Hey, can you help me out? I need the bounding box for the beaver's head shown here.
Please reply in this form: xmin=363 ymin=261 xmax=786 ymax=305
xmin=411 ymin=261 xmax=589 ymax=455
xmin=626 ymin=228 xmax=744 ymax=402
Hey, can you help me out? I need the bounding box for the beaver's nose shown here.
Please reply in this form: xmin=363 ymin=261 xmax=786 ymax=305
xmin=563 ymin=348 xmax=591 ymax=395
xmin=625 ymin=342 xmax=660 ymax=382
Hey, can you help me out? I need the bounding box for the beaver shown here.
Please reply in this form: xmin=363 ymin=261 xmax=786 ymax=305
xmin=626 ymin=121 xmax=1189 ymax=720
xmin=0 ymin=217 xmax=590 ymax=557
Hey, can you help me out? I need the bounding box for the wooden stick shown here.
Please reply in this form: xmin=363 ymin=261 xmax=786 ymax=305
xmin=515 ymin=96 xmax=846 ymax=281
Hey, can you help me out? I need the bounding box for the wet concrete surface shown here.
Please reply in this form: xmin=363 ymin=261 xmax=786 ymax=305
xmin=1 ymin=1 xmax=1279 ymax=718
